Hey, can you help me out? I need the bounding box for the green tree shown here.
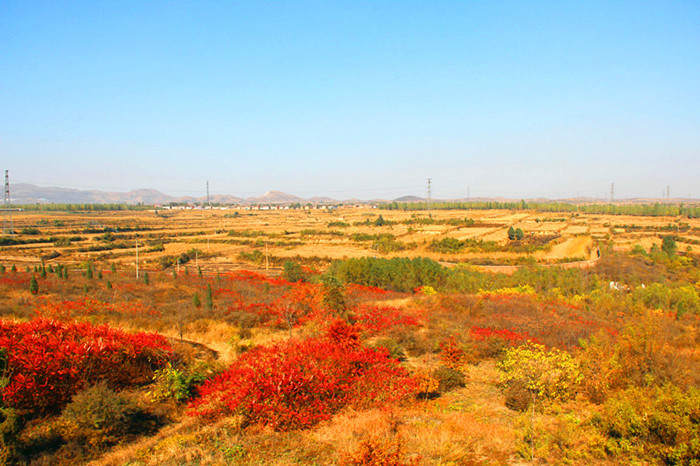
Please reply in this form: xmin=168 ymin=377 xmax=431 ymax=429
xmin=143 ymin=271 xmax=150 ymax=285
xmin=322 ymin=275 xmax=348 ymax=317
xmin=507 ymin=226 xmax=516 ymax=240
xmin=515 ymin=228 xmax=524 ymax=241
xmin=374 ymin=215 xmax=387 ymax=226
xmin=205 ymin=284 xmax=213 ymax=310
xmin=192 ymin=293 xmax=201 ymax=309
xmin=661 ymin=235 xmax=677 ymax=258
xmin=29 ymin=276 xmax=39 ymax=295
xmin=282 ymin=261 xmax=305 ymax=283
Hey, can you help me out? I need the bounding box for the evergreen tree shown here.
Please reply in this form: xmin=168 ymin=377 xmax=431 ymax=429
xmin=507 ymin=226 xmax=516 ymax=240
xmin=85 ymin=265 xmax=93 ymax=279
xmin=662 ymin=236 xmax=678 ymax=258
xmin=192 ymin=293 xmax=201 ymax=308
xmin=29 ymin=276 xmax=38 ymax=295
xmin=515 ymin=228 xmax=525 ymax=241
xmin=106 ymin=280 xmax=112 ymax=289
xmin=205 ymin=284 xmax=213 ymax=310
xmin=110 ymin=263 xmax=117 ymax=273
xmin=144 ymin=271 xmax=150 ymax=285
xmin=40 ymin=266 xmax=47 ymax=279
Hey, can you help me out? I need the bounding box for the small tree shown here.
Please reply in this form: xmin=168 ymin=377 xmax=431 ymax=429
xmin=192 ymin=293 xmax=201 ymax=309
xmin=507 ymin=226 xmax=516 ymax=240
xmin=282 ymin=261 xmax=305 ymax=283
xmin=40 ymin=266 xmax=47 ymax=279
xmin=86 ymin=264 xmax=93 ymax=279
xmin=110 ymin=263 xmax=117 ymax=273
xmin=515 ymin=228 xmax=524 ymax=241
xmin=661 ymin=236 xmax=677 ymax=258
xmin=322 ymin=275 xmax=348 ymax=318
xmin=204 ymin=284 xmax=213 ymax=310
xmin=29 ymin=276 xmax=39 ymax=295
xmin=374 ymin=215 xmax=387 ymax=227
xmin=498 ymin=342 xmax=582 ymax=461
xmin=143 ymin=271 xmax=150 ymax=285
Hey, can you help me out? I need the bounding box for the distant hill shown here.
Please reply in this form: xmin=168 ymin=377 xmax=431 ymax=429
xmin=9 ymin=183 xmax=695 ymax=206
xmin=246 ymin=190 xmax=306 ymax=205
xmin=11 ymin=184 xmax=177 ymax=205
xmin=393 ymin=195 xmax=425 ymax=202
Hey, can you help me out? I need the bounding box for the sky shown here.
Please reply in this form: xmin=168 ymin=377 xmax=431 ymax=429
xmin=1 ymin=1 xmax=699 ymax=200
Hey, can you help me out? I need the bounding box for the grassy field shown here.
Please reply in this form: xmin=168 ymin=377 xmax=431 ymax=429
xmin=0 ymin=206 xmax=699 ymax=465
xmin=3 ymin=206 xmax=698 ymax=272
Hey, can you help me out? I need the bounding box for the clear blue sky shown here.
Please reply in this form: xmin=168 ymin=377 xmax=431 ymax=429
xmin=1 ymin=1 xmax=699 ymax=200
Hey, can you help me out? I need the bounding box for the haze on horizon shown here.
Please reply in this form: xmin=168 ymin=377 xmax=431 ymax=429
xmin=1 ymin=1 xmax=699 ymax=201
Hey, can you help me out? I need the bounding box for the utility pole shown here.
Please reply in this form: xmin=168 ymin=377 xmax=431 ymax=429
xmin=610 ymin=183 xmax=614 ymax=203
xmin=427 ymin=178 xmax=432 ymax=218
xmin=3 ymin=170 xmax=12 ymax=236
xmin=206 ymin=180 xmax=210 ymax=208
xmin=666 ymin=185 xmax=671 ymax=201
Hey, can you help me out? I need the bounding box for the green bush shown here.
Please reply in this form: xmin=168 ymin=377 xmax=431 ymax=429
xmin=148 ymin=363 xmax=211 ymax=402
xmin=60 ymin=383 xmax=145 ymax=446
xmin=599 ymin=385 xmax=700 ymax=463
xmin=433 ymin=365 xmax=466 ymax=393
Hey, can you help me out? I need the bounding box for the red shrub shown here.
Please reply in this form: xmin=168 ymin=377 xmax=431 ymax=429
xmin=355 ymin=305 xmax=422 ymax=336
xmin=0 ymin=318 xmax=172 ymax=413
xmin=189 ymin=322 xmax=417 ymax=430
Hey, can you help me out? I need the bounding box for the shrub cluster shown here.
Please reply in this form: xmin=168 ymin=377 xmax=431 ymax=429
xmin=189 ymin=321 xmax=417 ymax=430
xmin=0 ymin=318 xmax=172 ymax=413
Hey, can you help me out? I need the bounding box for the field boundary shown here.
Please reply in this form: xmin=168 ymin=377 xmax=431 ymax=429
xmin=443 ymin=250 xmax=601 ymax=275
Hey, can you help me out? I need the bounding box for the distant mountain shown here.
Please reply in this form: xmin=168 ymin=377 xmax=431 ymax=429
xmin=11 ymin=183 xmax=693 ymax=206
xmin=307 ymin=196 xmax=337 ymax=204
xmin=11 ymin=184 xmax=177 ymax=205
xmin=246 ymin=190 xmax=305 ymax=205
xmin=393 ymin=195 xmax=425 ymax=202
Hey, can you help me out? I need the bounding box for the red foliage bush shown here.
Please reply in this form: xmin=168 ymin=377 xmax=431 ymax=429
xmin=0 ymin=318 xmax=172 ymax=413
xmin=355 ymin=305 xmax=422 ymax=336
xmin=189 ymin=322 xmax=417 ymax=430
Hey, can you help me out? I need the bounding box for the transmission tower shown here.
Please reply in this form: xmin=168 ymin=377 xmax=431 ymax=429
xmin=206 ymin=180 xmax=210 ymax=208
xmin=666 ymin=185 xmax=671 ymax=201
xmin=610 ymin=183 xmax=614 ymax=203
xmin=427 ymin=178 xmax=432 ymax=218
xmin=3 ymin=170 xmax=12 ymax=236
